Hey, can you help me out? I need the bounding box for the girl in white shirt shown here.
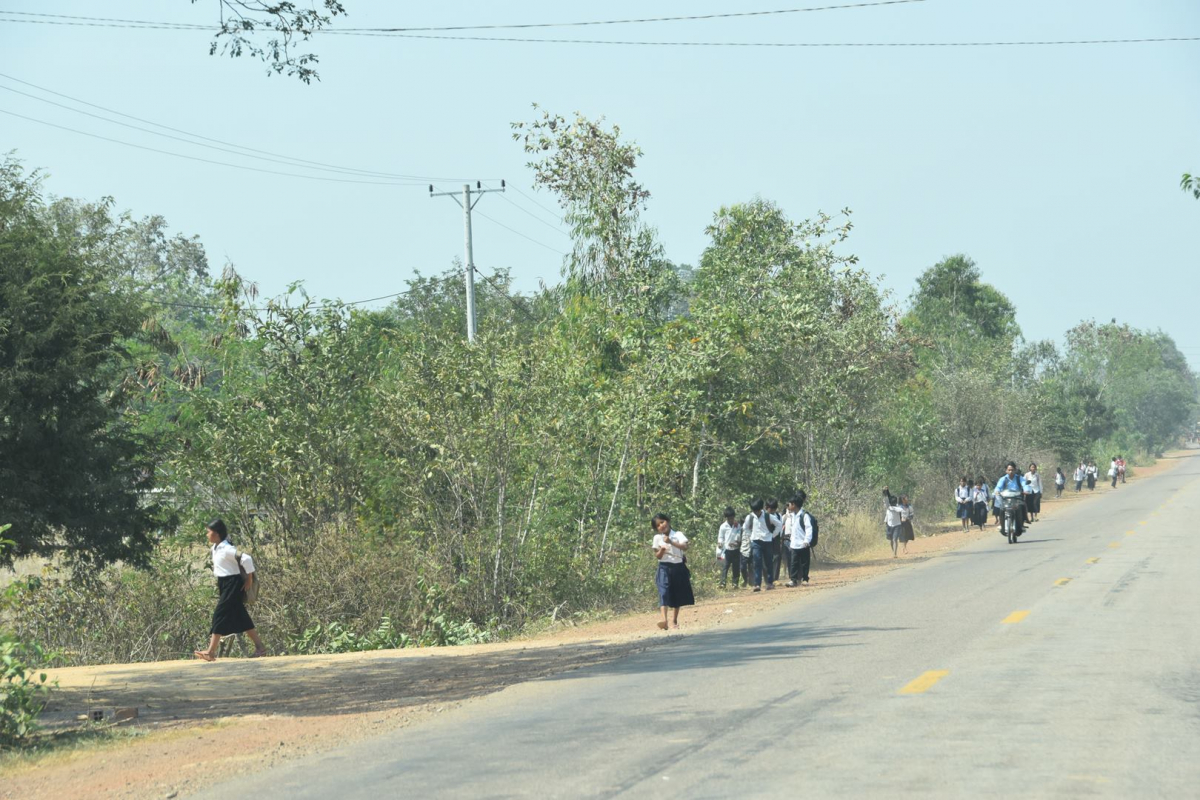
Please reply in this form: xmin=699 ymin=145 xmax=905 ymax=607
xmin=1054 ymin=467 xmax=1066 ymax=498
xmin=971 ymin=477 xmax=990 ymax=530
xmin=1024 ymin=463 xmax=1043 ymax=522
xmin=955 ymin=477 xmax=972 ymax=530
xmin=652 ymin=513 xmax=694 ymax=630
xmin=194 ymin=519 xmax=266 ymax=661
xmin=883 ymin=489 xmax=905 ymax=558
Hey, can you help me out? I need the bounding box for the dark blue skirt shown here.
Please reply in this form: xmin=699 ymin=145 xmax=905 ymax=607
xmin=956 ymin=502 xmax=971 ymax=519
xmin=655 ymin=561 xmax=695 ymax=608
xmin=211 ymin=573 xmax=255 ymax=635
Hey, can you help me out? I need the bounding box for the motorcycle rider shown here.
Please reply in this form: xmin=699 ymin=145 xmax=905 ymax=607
xmin=994 ymin=461 xmax=1029 ymax=537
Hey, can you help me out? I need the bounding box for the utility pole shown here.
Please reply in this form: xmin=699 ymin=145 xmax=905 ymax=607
xmin=430 ymin=180 xmax=505 ymax=342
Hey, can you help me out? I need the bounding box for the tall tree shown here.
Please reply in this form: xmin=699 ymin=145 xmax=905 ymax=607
xmin=0 ymin=159 xmax=163 ymax=567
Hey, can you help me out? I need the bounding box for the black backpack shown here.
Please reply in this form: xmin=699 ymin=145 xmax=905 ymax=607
xmin=806 ymin=512 xmax=820 ymax=549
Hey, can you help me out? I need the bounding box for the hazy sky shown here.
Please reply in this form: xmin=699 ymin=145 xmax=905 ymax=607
xmin=2 ymin=1 xmax=1198 ymax=364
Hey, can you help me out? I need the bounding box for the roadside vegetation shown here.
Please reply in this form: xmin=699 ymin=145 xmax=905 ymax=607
xmin=2 ymin=110 xmax=1196 ymax=703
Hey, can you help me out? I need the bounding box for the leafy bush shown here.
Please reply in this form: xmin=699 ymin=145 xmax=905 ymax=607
xmin=0 ymin=634 xmax=53 ymax=747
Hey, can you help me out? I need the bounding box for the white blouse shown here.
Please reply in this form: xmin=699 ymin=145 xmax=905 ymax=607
xmin=653 ymin=531 xmax=688 ymax=564
xmin=210 ymin=539 xmax=254 ymax=578
xmin=1024 ymin=472 xmax=1043 ymax=493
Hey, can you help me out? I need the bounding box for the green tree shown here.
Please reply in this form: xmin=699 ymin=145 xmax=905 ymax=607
xmin=1182 ymin=173 xmax=1199 ymax=200
xmin=0 ymin=159 xmax=163 ymax=567
xmin=191 ymin=0 xmax=347 ymax=83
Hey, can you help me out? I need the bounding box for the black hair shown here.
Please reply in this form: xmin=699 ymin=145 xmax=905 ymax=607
xmin=206 ymin=518 xmax=228 ymax=541
xmin=749 ymin=498 xmax=764 ymax=514
xmin=651 ymin=513 xmax=671 ymax=531
xmin=723 ymin=506 xmax=736 ymax=518
xmin=1006 ymin=461 xmax=1018 ymax=471
xmin=792 ymin=490 xmax=807 ymax=508
xmin=766 ymin=498 xmax=779 ymax=510
xmin=960 ymin=476 xmax=969 ymax=483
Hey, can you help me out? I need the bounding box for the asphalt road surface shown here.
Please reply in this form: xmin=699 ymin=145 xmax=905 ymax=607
xmin=203 ymin=454 xmax=1200 ymax=798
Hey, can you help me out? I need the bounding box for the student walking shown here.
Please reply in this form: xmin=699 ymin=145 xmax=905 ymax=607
xmin=955 ymin=477 xmax=972 ymax=530
xmin=1054 ymin=467 xmax=1066 ymax=499
xmin=1074 ymin=462 xmax=1085 ymax=492
xmin=971 ymin=477 xmax=990 ymax=530
xmin=738 ymin=507 xmax=753 ymax=588
xmin=717 ymin=507 xmax=743 ymax=589
xmin=1086 ymin=461 xmax=1098 ymax=491
xmin=1118 ymin=455 xmax=1127 ymax=484
xmin=194 ymin=519 xmax=266 ymax=661
xmin=1109 ymin=457 xmax=1119 ymax=488
xmin=744 ymin=498 xmax=776 ymax=592
xmin=651 ymin=513 xmax=694 ymax=630
xmin=783 ymin=492 xmax=814 ymax=587
xmin=899 ymin=496 xmax=916 ymax=554
xmin=1024 ymin=463 xmax=1043 ymax=522
xmin=766 ymin=498 xmax=785 ymax=583
xmin=884 ymin=489 xmax=905 ymax=558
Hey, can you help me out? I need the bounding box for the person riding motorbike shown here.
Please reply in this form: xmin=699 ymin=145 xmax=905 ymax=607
xmin=994 ymin=461 xmax=1029 ymax=538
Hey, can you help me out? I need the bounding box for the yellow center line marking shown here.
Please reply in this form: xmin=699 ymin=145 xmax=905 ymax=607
xmin=1139 ymin=520 xmax=1149 ymax=526
xmin=1086 ymin=557 xmax=1100 ymax=564
xmin=1054 ymin=578 xmax=1071 ymax=586
xmin=1108 ymin=542 xmax=1121 ymax=549
xmin=1002 ymin=610 xmax=1030 ymax=624
xmin=899 ymin=670 xmax=949 ymax=695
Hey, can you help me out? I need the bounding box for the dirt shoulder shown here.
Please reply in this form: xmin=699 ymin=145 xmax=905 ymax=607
xmin=3 ymin=450 xmax=1191 ymax=799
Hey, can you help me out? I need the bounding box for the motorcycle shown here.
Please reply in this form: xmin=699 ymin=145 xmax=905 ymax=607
xmin=996 ymin=490 xmax=1024 ymax=544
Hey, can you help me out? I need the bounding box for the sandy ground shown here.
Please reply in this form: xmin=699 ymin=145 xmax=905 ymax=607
xmin=1 ymin=453 xmax=1186 ymax=799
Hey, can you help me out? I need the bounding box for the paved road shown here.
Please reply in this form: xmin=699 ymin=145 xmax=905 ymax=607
xmin=205 ymin=453 xmax=1200 ymax=798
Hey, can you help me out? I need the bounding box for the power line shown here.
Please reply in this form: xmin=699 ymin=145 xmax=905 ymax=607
xmin=0 ymin=107 xmax=427 ymax=186
xmin=327 ymin=32 xmax=1200 ymax=47
xmin=0 ymin=2 xmax=925 ymax=33
xmin=0 ymin=71 xmax=480 ymax=182
xmin=333 ymin=1 xmax=929 ymax=32
xmin=472 ymin=208 xmax=568 ymax=255
xmin=489 ymin=188 xmax=571 ymax=238
xmin=2 ymin=12 xmax=1196 ymax=47
xmin=154 ymin=288 xmax=414 ymax=313
xmin=510 ymin=185 xmax=565 ymax=224
xmin=473 ymin=265 xmax=539 ymax=323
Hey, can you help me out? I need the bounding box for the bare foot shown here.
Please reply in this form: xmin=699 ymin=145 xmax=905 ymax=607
xmin=193 ymin=650 xmax=216 ymax=662
xmin=656 ymin=621 xmax=668 ymax=630
xmin=671 ymin=624 xmax=680 ymax=630
xmin=250 ymin=649 xmax=268 ymax=659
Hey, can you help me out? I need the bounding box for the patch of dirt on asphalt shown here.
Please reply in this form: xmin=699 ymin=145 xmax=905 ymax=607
xmin=4 ymin=450 xmax=1192 ymax=800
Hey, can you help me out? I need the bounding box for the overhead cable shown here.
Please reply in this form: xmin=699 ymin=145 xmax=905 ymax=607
xmin=0 ymin=107 xmax=424 ymax=186
xmin=0 ymin=71 xmax=482 ymax=182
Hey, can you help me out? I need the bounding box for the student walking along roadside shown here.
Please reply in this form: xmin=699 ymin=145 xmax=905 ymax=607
xmin=744 ymin=498 xmax=776 ymax=592
xmin=1024 ymin=463 xmax=1043 ymax=522
xmin=783 ymin=492 xmax=814 ymax=587
xmin=194 ymin=519 xmax=266 ymax=661
xmin=766 ymin=498 xmax=784 ymax=583
xmin=1054 ymin=467 xmax=1066 ymax=498
xmin=1074 ymin=462 xmax=1085 ymax=492
xmin=883 ymin=489 xmax=905 ymax=558
xmin=971 ymin=477 xmax=990 ymax=530
xmin=651 ymin=513 xmax=694 ymax=630
xmin=955 ymin=477 xmax=972 ymax=531
xmin=717 ymin=507 xmax=743 ymax=589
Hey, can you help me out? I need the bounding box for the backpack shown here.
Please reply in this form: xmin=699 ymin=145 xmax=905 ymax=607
xmin=806 ymin=512 xmax=820 ymax=549
xmin=238 ymin=552 xmax=260 ymax=605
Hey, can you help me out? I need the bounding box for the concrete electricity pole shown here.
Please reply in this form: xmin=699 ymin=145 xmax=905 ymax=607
xmin=430 ymin=180 xmax=505 ymax=342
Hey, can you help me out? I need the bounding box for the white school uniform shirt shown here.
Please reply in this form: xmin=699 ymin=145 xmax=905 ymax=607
xmin=652 ymin=530 xmax=688 ymax=564
xmin=785 ymin=510 xmax=814 ymax=549
xmin=955 ymin=485 xmax=971 ymax=504
xmin=1074 ymin=466 xmax=1085 ymax=481
xmin=744 ymin=512 xmax=774 ymax=542
xmin=210 ymin=539 xmax=252 ymax=577
xmin=972 ymin=486 xmax=988 ymax=504
xmin=884 ymin=504 xmax=904 ymax=527
xmin=718 ymin=521 xmax=742 ymax=551
xmin=1055 ymin=472 xmax=1066 ymax=487
xmin=1024 ymin=472 xmax=1042 ymax=493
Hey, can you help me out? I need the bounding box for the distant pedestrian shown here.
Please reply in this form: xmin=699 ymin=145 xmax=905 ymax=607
xmin=971 ymin=477 xmax=990 ymax=529
xmin=955 ymin=477 xmax=972 ymax=531
xmin=1109 ymin=457 xmax=1119 ymax=488
xmin=1074 ymin=462 xmax=1085 ymax=492
xmin=899 ymin=496 xmax=916 ymax=553
xmin=194 ymin=519 xmax=266 ymax=661
xmin=1024 ymin=463 xmax=1043 ymax=522
xmin=717 ymin=507 xmax=743 ymax=589
xmin=766 ymin=498 xmax=784 ymax=583
xmin=1118 ymin=455 xmax=1127 ymax=484
xmin=783 ymin=492 xmax=814 ymax=587
xmin=738 ymin=508 xmax=753 ymax=587
xmin=1087 ymin=461 xmax=1097 ymax=491
xmin=651 ymin=513 xmax=693 ymax=630
xmin=883 ymin=488 xmax=905 ymax=558
xmin=744 ymin=499 xmax=776 ymax=592
xmin=1054 ymin=467 xmax=1066 ymax=499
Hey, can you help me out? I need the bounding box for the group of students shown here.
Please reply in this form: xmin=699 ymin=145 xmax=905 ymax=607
xmin=650 ymin=492 xmax=817 ymax=629
xmin=1071 ymin=457 xmax=1126 ymax=491
xmin=952 ymin=462 xmax=1047 ymax=536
